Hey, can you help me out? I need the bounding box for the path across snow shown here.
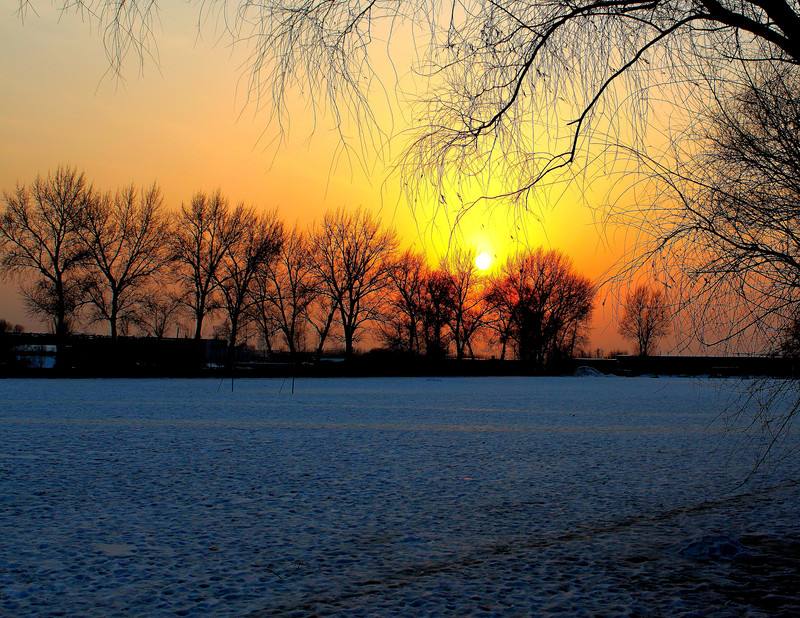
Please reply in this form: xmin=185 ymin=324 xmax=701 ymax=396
xmin=1 ymin=377 xmax=799 ymax=616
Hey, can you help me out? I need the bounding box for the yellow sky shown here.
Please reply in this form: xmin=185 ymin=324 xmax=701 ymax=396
xmin=0 ymin=4 xmax=636 ymax=351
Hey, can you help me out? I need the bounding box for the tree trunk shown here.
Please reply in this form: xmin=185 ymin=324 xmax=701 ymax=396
xmin=54 ymin=277 xmax=68 ymax=338
xmin=262 ymin=326 xmax=274 ymax=355
xmin=110 ymin=307 xmax=118 ymax=342
xmin=344 ymin=328 xmax=354 ymax=357
xmin=454 ymin=317 xmax=464 ymax=360
xmin=314 ymin=306 xmax=336 ymax=358
xmin=54 ymin=278 xmax=68 ymax=370
xmin=194 ymin=291 xmax=206 ymax=339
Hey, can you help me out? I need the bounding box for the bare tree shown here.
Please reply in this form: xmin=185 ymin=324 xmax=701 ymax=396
xmin=618 ymin=284 xmax=670 ymax=356
xmin=251 ymin=296 xmax=280 ymax=355
xmin=780 ymin=310 xmax=800 ymax=359
xmin=484 ymin=274 xmax=516 ymax=361
xmin=0 ymin=319 xmax=25 ymax=334
xmin=80 ymin=184 xmax=173 ymax=341
xmin=253 ymin=225 xmax=316 ymax=357
xmin=310 ymin=209 xmax=397 ymax=357
xmin=133 ymin=287 xmax=184 ymax=339
xmin=384 ymin=254 xmax=485 ymax=359
xmin=608 ymin=63 xmax=800 ymax=463
xmin=26 ymin=2 xmax=797 ymax=337
xmin=304 ymin=293 xmax=339 ymax=357
xmin=174 ymin=191 xmax=242 ymax=340
xmin=0 ymin=166 xmax=90 ymax=337
xmin=493 ymin=249 xmax=594 ymax=367
xmin=382 ymin=250 xmax=428 ymax=353
xmin=444 ymin=249 xmax=488 ymax=360
xmin=29 ymin=2 xmax=800 ymax=205
xmin=420 ymin=269 xmax=455 ymax=360
xmin=622 ymin=65 xmax=800 ymax=352
xmin=215 ymin=207 xmax=283 ymax=364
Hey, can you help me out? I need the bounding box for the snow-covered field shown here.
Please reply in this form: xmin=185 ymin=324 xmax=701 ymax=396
xmin=1 ymin=376 xmax=799 ymax=616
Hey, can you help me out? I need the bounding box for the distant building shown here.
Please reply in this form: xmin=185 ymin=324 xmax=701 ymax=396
xmin=13 ymin=344 xmax=57 ymax=369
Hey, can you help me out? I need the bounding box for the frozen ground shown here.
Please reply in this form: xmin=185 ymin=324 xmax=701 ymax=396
xmin=1 ymin=376 xmax=799 ymax=616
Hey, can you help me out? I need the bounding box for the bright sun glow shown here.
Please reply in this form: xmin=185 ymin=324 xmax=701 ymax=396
xmin=475 ymin=252 xmax=493 ymax=271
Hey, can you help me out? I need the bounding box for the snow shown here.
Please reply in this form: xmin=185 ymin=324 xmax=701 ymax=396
xmin=1 ymin=376 xmax=799 ymax=616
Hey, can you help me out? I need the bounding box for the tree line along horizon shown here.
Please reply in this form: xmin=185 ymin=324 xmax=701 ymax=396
xmin=0 ymin=166 xmax=671 ymax=366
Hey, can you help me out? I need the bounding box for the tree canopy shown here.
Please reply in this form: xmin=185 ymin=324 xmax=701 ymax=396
xmin=21 ymin=1 xmax=800 ymax=204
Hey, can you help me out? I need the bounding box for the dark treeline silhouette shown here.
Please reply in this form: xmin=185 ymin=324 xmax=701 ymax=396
xmin=0 ymin=319 xmax=25 ymax=334
xmin=0 ymin=166 xmax=605 ymax=371
xmin=618 ymin=285 xmax=670 ymax=357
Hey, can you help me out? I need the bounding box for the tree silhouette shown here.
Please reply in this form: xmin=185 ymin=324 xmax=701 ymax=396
xmin=174 ymin=191 xmax=243 ymax=340
xmin=493 ymin=249 xmax=594 ymax=366
xmin=444 ymin=249 xmax=488 ymax=360
xmin=80 ymin=184 xmax=173 ymax=341
xmin=304 ymin=291 xmax=339 ymax=358
xmin=215 ymin=207 xmax=283 ymax=365
xmin=484 ymin=274 xmax=517 ymax=361
xmin=1 ymin=167 xmax=612 ymax=368
xmin=253 ymin=226 xmax=317 ymax=357
xmin=133 ymin=288 xmax=183 ymax=339
xmin=311 ymin=209 xmax=397 ymax=357
xmin=383 ymin=250 xmax=428 ymax=354
xmin=26 ymin=1 xmax=800 ymax=202
xmin=420 ymin=269 xmax=455 ymax=360
xmin=0 ymin=166 xmax=91 ymax=337
xmin=0 ymin=319 xmax=25 ymax=334
xmin=618 ymin=284 xmax=669 ymax=356
xmin=624 ymin=66 xmax=800 ymax=352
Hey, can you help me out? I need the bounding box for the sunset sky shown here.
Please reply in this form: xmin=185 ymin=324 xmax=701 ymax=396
xmin=0 ymin=4 xmax=638 ymax=351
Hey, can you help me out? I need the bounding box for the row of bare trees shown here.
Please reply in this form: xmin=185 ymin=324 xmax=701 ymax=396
xmin=0 ymin=170 xmax=280 ymax=350
xmin=1 ymin=166 xmax=671 ymax=364
xmin=383 ymin=249 xmax=597 ymax=365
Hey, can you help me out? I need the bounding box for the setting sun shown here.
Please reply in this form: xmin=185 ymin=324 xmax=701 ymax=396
xmin=3 ymin=4 xmax=800 ymax=617
xmin=475 ymin=251 xmax=493 ymax=271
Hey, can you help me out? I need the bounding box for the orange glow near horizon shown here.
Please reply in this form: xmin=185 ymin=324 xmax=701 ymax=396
xmin=0 ymin=5 xmax=640 ymax=352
